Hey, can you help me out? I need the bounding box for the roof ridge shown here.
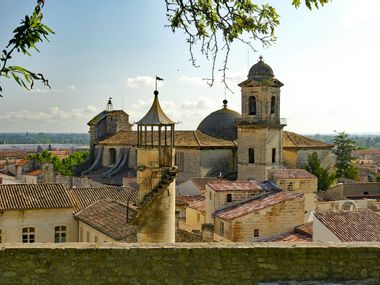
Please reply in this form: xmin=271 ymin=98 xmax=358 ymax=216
xmin=285 ymin=131 xmax=299 ymax=147
xmin=193 ymin=131 xmax=201 ymax=147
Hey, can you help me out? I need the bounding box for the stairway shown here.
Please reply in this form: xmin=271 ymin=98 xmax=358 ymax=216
xmin=131 ymin=166 xmax=178 ymax=225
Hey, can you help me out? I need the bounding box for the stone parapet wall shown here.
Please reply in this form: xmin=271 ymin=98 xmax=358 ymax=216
xmin=0 ymin=243 xmax=379 ymax=284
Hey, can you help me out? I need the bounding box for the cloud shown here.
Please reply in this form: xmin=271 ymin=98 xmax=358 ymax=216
xmin=125 ymin=76 xmax=159 ymax=88
xmin=67 ymin=85 xmax=77 ymax=90
xmin=178 ymin=76 xmax=205 ymax=86
xmin=96 ymin=84 xmax=117 ymax=89
xmin=0 ymin=105 xmax=99 ymax=122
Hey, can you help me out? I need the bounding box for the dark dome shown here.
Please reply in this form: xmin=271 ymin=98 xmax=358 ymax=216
xmin=248 ymin=57 xmax=274 ymax=81
xmin=197 ymin=104 xmax=241 ymax=140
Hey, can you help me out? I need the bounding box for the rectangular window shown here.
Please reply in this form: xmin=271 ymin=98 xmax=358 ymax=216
xmin=249 ymin=148 xmax=255 ymax=163
xmin=220 ymin=222 xmax=225 ymax=236
xmin=209 ymin=191 xmax=212 ymax=200
xmin=287 ymin=182 xmax=294 ymax=191
xmin=175 ymin=152 xmax=185 ymax=172
xmin=0 ymin=229 xmax=2 ymax=243
xmin=226 ymin=194 xmax=232 ymax=203
xmin=54 ymin=225 xmax=67 ymax=243
xmin=22 ymin=227 xmax=35 ymax=243
xmin=197 ymin=213 xmax=200 ymax=223
xmin=86 ymin=231 xmax=90 ymax=242
xmin=272 ymin=148 xmax=276 ymax=163
xmin=94 ymin=236 xmax=98 ymax=242
xmin=79 ymin=227 xmax=83 ymax=242
xmin=254 ymin=229 xmax=259 ymax=238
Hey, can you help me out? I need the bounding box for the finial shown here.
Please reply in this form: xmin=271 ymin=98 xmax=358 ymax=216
xmin=106 ymin=97 xmax=113 ymax=111
xmin=223 ymin=99 xmax=228 ymax=108
xmin=153 ymin=90 xmax=159 ymax=96
xmin=259 ymin=55 xmax=263 ymax=62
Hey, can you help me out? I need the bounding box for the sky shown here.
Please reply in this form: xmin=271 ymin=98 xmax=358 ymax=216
xmin=0 ymin=0 xmax=379 ymax=134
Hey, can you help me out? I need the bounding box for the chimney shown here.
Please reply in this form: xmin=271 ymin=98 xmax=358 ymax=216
xmin=201 ymin=223 xmax=214 ymax=242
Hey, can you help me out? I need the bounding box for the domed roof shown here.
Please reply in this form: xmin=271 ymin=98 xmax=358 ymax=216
xmin=248 ymin=56 xmax=274 ymax=81
xmin=197 ymin=100 xmax=241 ymax=141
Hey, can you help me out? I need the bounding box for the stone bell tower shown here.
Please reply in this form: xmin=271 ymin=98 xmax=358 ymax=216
xmin=237 ymin=56 xmax=286 ymax=181
xmin=132 ymin=89 xmax=177 ymax=243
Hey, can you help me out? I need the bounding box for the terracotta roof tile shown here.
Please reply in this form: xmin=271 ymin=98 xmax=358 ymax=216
xmin=295 ymin=221 xmax=313 ymax=237
xmin=66 ymin=186 xmax=138 ymax=214
xmin=207 ymin=180 xmax=264 ymax=192
xmin=258 ymin=231 xmax=312 ymax=242
xmin=99 ymin=130 xmax=235 ymax=148
xmin=283 ymin=131 xmax=332 ymax=149
xmin=15 ymin=159 xmax=29 ymax=166
xmin=0 ymin=184 xmax=71 ymax=210
xmin=190 ymin=177 xmax=220 ymax=191
xmin=268 ymin=169 xmax=317 ymax=179
xmin=25 ymin=169 xmax=43 ymax=176
xmin=213 ymin=191 xmax=303 ymax=221
xmin=75 ymin=198 xmax=137 ymax=241
xmin=314 ymin=210 xmax=380 ymax=242
xmin=176 ymin=195 xmax=206 ymax=213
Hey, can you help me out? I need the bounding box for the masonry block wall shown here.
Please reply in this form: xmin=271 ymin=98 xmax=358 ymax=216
xmin=0 ymin=243 xmax=380 ymax=284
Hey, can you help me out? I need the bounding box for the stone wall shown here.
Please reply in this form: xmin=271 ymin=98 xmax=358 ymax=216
xmin=55 ymin=175 xmax=107 ymax=189
xmin=0 ymin=243 xmax=379 ymax=284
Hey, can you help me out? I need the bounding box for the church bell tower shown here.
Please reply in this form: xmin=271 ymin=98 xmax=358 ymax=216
xmin=237 ymin=57 xmax=286 ymax=181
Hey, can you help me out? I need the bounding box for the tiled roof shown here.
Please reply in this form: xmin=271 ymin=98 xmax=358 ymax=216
xmin=353 ymin=150 xmax=380 ymax=156
xmin=15 ymin=159 xmax=29 ymax=166
xmin=75 ymin=198 xmax=137 ymax=241
xmin=176 ymin=195 xmax=206 ymax=213
xmin=295 ymin=221 xmax=313 ymax=237
xmin=99 ymin=130 xmax=236 ymax=148
xmin=25 ymin=169 xmax=43 ymax=176
xmin=66 ymin=186 xmax=138 ymax=214
xmin=283 ymin=131 xmax=332 ymax=149
xmin=258 ymin=231 xmax=312 ymax=242
xmin=87 ymin=110 xmax=128 ymax=126
xmin=213 ymin=191 xmax=303 ymax=221
xmin=207 ymin=180 xmax=265 ymax=192
xmin=190 ymin=177 xmax=220 ymax=191
xmin=314 ymin=210 xmax=380 ymax=242
xmin=268 ymin=169 xmax=317 ymax=179
xmin=0 ymin=184 xmax=72 ymax=210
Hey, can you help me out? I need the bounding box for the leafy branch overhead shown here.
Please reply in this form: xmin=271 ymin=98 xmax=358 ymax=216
xmin=165 ymin=0 xmax=330 ymax=86
xmin=0 ymin=0 xmax=54 ymax=97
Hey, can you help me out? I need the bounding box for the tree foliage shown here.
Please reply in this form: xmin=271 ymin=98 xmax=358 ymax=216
xmin=0 ymin=0 xmax=54 ymax=97
xmin=304 ymin=152 xmax=334 ymax=191
xmin=165 ymin=0 xmax=330 ymax=86
xmin=332 ymin=132 xmax=358 ymax=180
xmin=28 ymin=150 xmax=89 ymax=176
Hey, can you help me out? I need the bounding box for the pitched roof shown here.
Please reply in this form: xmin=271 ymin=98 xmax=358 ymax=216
xmin=213 ymin=191 xmax=303 ymax=221
xmin=66 ymin=186 xmax=138 ymax=214
xmin=268 ymin=169 xmax=317 ymax=179
xmin=0 ymin=184 xmax=71 ymax=210
xmin=295 ymin=221 xmax=313 ymax=237
xmin=190 ymin=177 xmax=219 ymax=191
xmin=136 ymin=93 xmax=175 ymax=125
xmin=25 ymin=169 xmax=43 ymax=176
xmin=87 ymin=110 xmax=128 ymax=126
xmin=15 ymin=159 xmax=29 ymax=166
xmin=207 ymin=180 xmax=265 ymax=192
xmin=258 ymin=231 xmax=312 ymax=242
xmin=75 ymin=199 xmax=137 ymax=241
xmin=314 ymin=210 xmax=380 ymax=242
xmin=176 ymin=195 xmax=206 ymax=213
xmin=283 ymin=131 xmax=332 ymax=149
xmin=99 ymin=130 xmax=236 ymax=148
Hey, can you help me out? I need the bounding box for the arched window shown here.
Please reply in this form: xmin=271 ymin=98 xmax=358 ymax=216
xmin=22 ymin=227 xmax=35 ymax=243
xmin=271 ymin=96 xmax=276 ymax=114
xmin=54 ymin=225 xmax=67 ymax=243
xmin=272 ymin=148 xmax=276 ymax=163
xmin=249 ymin=96 xmax=256 ymax=115
xmin=109 ymin=148 xmax=116 ymax=165
xmin=248 ymin=148 xmax=255 ymax=163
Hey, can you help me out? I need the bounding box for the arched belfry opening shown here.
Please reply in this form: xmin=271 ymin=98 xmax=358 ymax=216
xmin=136 ymin=90 xmax=176 ymax=167
xmin=109 ymin=148 xmax=116 ymax=165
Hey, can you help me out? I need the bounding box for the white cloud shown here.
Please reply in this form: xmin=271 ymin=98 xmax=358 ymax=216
xmin=67 ymin=85 xmax=77 ymax=90
xmin=96 ymin=84 xmax=117 ymax=89
xmin=178 ymin=76 xmax=205 ymax=86
xmin=125 ymin=76 xmax=159 ymax=88
xmin=0 ymin=105 xmax=99 ymax=122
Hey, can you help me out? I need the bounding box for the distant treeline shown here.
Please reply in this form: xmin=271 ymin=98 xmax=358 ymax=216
xmin=0 ymin=133 xmax=89 ymax=145
xmin=306 ymin=134 xmax=380 ymax=150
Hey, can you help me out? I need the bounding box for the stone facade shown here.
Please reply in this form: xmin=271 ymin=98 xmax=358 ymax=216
xmin=0 ymin=208 xmax=78 ymax=243
xmin=283 ymin=148 xmax=335 ymax=170
xmin=78 ymin=221 xmax=117 ymax=243
xmin=214 ymin=196 xmax=304 ymax=242
xmin=1 ymin=243 xmax=380 ymax=284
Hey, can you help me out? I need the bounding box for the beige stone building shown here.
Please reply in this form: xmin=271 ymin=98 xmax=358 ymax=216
xmin=268 ymin=169 xmax=317 ymax=220
xmin=81 ymin=58 xmax=333 ymax=185
xmin=0 ymin=184 xmax=77 ymax=243
xmin=213 ymin=191 xmax=305 ymax=242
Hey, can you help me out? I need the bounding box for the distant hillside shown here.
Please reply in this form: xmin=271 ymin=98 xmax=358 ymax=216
xmin=306 ymin=134 xmax=380 ymax=150
xmin=0 ymin=133 xmax=89 ymax=145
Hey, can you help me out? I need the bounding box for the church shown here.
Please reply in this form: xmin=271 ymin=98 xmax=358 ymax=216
xmin=81 ymin=57 xmax=334 ymax=185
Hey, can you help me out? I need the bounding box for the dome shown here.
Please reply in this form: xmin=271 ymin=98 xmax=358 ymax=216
xmin=248 ymin=56 xmax=274 ymax=81
xmin=197 ymin=101 xmax=241 ymax=140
